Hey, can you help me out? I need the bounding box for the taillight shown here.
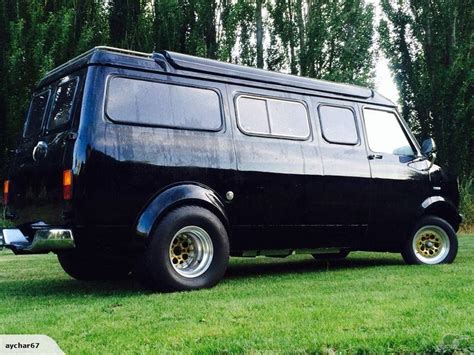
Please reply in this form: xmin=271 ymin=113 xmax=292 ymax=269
xmin=63 ymin=170 xmax=73 ymax=200
xmin=3 ymin=180 xmax=10 ymax=205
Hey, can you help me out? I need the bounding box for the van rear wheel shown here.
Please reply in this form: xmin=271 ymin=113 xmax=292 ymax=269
xmin=57 ymin=250 xmax=133 ymax=280
xmin=401 ymin=216 xmax=458 ymax=265
xmin=139 ymin=205 xmax=229 ymax=292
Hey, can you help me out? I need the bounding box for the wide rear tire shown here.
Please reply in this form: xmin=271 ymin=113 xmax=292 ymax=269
xmin=138 ymin=205 xmax=229 ymax=292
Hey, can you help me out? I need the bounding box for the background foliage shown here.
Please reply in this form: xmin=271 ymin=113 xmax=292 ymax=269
xmin=0 ymin=0 xmax=377 ymax=182
xmin=0 ymin=0 xmax=472 ymax=218
xmin=379 ymin=0 xmax=473 ymax=178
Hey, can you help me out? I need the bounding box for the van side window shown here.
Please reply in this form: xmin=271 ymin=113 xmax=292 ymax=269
xmin=318 ymin=105 xmax=358 ymax=145
xmin=364 ymin=108 xmax=414 ymax=156
xmin=106 ymin=77 xmax=222 ymax=131
xmin=47 ymin=78 xmax=79 ymax=131
xmin=23 ymin=90 xmax=50 ymax=138
xmin=236 ymin=95 xmax=310 ymax=139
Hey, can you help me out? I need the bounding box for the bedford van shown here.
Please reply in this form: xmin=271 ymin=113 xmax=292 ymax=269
xmin=1 ymin=47 xmax=462 ymax=291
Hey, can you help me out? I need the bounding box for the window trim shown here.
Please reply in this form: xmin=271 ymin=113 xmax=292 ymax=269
xmin=45 ymin=76 xmax=80 ymax=134
xmin=104 ymin=74 xmax=225 ymax=133
xmin=361 ymin=106 xmax=420 ymax=157
xmin=317 ymin=103 xmax=360 ymax=146
xmin=234 ymin=93 xmax=311 ymax=141
xmin=22 ymin=89 xmax=52 ymax=138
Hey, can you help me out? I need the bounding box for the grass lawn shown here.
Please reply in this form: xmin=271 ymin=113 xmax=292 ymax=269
xmin=0 ymin=236 xmax=472 ymax=354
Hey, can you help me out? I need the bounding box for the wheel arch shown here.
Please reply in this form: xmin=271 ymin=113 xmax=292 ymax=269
xmin=134 ymin=182 xmax=230 ymax=241
xmin=418 ymin=196 xmax=462 ymax=232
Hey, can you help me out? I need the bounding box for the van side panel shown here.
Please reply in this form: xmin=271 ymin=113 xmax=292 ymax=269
xmin=309 ymin=98 xmax=372 ymax=247
xmin=74 ymin=66 xmax=236 ymax=247
xmin=226 ymin=84 xmax=328 ymax=250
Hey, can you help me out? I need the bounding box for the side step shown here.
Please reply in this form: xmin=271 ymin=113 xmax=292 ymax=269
xmin=0 ymin=229 xmax=75 ymax=254
xmin=240 ymin=247 xmax=346 ymax=258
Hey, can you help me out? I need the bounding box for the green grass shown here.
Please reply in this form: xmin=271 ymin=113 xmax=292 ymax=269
xmin=460 ymin=176 xmax=474 ymax=232
xmin=0 ymin=214 xmax=12 ymax=228
xmin=0 ymin=236 xmax=473 ymax=353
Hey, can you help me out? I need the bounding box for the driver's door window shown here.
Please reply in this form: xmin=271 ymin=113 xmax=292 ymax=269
xmin=363 ymin=108 xmax=414 ymax=156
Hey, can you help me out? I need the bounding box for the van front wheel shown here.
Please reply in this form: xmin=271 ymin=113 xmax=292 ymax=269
xmin=139 ymin=205 xmax=229 ymax=292
xmin=401 ymin=216 xmax=458 ymax=265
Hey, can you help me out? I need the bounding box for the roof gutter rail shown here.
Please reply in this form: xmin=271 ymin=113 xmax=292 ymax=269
xmin=160 ymin=50 xmax=374 ymax=100
xmin=39 ymin=46 xmax=153 ymax=86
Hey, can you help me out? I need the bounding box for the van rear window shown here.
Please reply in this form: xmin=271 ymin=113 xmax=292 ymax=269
xmin=106 ymin=77 xmax=222 ymax=131
xmin=23 ymin=90 xmax=50 ymax=138
xmin=47 ymin=78 xmax=79 ymax=131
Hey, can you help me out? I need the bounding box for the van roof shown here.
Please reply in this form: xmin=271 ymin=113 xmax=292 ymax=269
xmin=38 ymin=46 xmax=395 ymax=106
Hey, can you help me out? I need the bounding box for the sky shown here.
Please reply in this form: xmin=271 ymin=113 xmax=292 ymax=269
xmin=375 ymin=55 xmax=399 ymax=103
xmin=249 ymin=0 xmax=400 ymax=104
xmin=371 ymin=0 xmax=400 ymax=104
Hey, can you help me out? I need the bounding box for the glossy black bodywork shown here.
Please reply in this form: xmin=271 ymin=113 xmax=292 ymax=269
xmin=5 ymin=48 xmax=461 ymax=255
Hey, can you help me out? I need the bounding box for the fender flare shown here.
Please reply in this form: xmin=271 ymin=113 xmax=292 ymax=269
xmin=418 ymin=196 xmax=462 ymax=231
xmin=134 ymin=182 xmax=229 ymax=239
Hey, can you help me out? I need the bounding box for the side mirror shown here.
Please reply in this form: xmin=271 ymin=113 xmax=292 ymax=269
xmin=420 ymin=138 xmax=437 ymax=170
xmin=421 ymin=138 xmax=437 ymax=156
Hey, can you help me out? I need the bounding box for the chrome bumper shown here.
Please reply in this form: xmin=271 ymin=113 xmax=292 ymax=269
xmin=0 ymin=228 xmax=75 ymax=254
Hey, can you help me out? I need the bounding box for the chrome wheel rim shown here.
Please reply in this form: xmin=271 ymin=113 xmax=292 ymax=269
xmin=412 ymin=225 xmax=450 ymax=264
xmin=169 ymin=226 xmax=214 ymax=278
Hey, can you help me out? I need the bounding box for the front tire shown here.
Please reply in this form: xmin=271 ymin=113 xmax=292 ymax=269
xmin=139 ymin=205 xmax=229 ymax=292
xmin=401 ymin=216 xmax=458 ymax=265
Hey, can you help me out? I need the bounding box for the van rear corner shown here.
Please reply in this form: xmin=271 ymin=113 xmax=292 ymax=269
xmin=2 ymin=68 xmax=86 ymax=254
xmin=0 ymin=227 xmax=75 ymax=255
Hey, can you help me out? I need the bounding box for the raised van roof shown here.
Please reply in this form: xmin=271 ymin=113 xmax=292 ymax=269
xmin=37 ymin=46 xmax=395 ymax=106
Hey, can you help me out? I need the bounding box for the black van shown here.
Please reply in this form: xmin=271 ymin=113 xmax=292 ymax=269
xmin=1 ymin=46 xmax=462 ymax=291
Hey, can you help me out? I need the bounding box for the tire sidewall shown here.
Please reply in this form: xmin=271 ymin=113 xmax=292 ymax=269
xmin=403 ymin=216 xmax=458 ymax=265
xmin=145 ymin=206 xmax=229 ymax=291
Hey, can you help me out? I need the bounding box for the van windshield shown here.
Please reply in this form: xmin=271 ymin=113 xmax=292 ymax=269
xmin=23 ymin=90 xmax=50 ymax=138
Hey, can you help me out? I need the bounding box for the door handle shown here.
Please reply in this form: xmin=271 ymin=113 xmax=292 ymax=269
xmin=368 ymin=154 xmax=383 ymax=160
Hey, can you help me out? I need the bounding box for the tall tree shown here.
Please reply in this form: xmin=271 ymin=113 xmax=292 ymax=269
xmin=379 ymin=0 xmax=474 ymax=177
xmin=0 ymin=0 xmax=382 ymax=183
xmin=0 ymin=0 xmax=14 ymax=180
xmin=73 ymin=0 xmax=109 ymax=54
xmin=269 ymin=0 xmax=375 ymax=85
xmin=108 ymin=0 xmax=151 ymax=51
xmin=217 ymin=0 xmax=238 ymax=62
xmin=270 ymin=0 xmax=299 ymax=74
xmin=153 ymin=0 xmax=185 ymax=51
xmin=255 ymin=0 xmax=264 ymax=68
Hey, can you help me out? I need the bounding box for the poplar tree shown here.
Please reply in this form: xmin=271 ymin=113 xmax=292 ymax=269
xmin=379 ymin=0 xmax=473 ymax=177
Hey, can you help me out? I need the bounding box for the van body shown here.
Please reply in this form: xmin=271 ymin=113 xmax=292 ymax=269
xmin=1 ymin=47 xmax=462 ymax=291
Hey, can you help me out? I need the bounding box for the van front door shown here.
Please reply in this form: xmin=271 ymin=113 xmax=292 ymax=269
xmin=362 ymin=107 xmax=430 ymax=249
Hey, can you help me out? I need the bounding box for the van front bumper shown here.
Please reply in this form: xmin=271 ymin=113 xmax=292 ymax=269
xmin=0 ymin=228 xmax=75 ymax=254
